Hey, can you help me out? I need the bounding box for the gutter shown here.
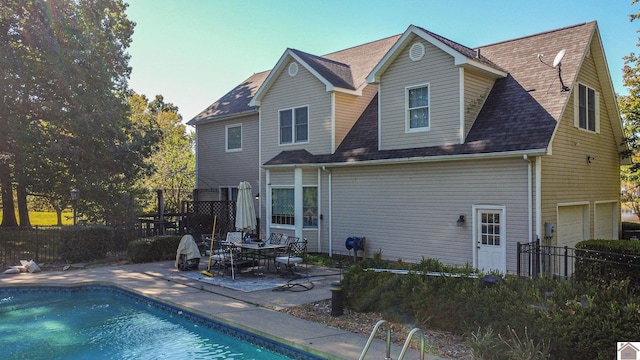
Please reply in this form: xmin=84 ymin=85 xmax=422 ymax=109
xmin=186 ymin=109 xmax=259 ymax=126
xmin=262 ymin=148 xmax=550 ymax=169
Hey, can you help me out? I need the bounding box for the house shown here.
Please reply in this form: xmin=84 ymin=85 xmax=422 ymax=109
xmin=188 ymin=21 xmax=626 ymax=274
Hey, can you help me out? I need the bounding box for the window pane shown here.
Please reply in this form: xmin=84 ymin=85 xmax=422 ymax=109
xmin=578 ymin=85 xmax=587 ymax=129
xmin=410 ymin=108 xmax=428 ymax=128
xmin=295 ymin=107 xmax=308 ymax=142
xmin=272 ymin=188 xmax=294 ymax=225
xmin=227 ymin=126 xmax=241 ymax=150
xmin=303 ymin=187 xmax=317 ymax=228
xmin=409 ymin=87 xmax=428 ymax=108
xmin=279 ymin=110 xmax=293 ymax=144
xmin=587 ymin=88 xmax=596 ymax=131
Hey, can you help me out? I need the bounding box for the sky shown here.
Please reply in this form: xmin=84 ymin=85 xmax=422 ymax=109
xmin=125 ymin=0 xmax=640 ymax=124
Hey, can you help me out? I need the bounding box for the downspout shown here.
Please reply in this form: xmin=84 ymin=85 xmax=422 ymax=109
xmin=535 ymin=157 xmax=542 ymax=241
xmin=322 ymin=166 xmax=332 ymax=257
xmin=317 ymin=168 xmax=321 ymax=252
xmin=524 ymin=155 xmax=532 ymax=243
xmin=257 ymin=106 xmax=262 ymax=237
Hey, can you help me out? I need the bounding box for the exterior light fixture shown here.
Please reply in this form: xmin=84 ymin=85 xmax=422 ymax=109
xmin=457 ymin=214 xmax=466 ymax=226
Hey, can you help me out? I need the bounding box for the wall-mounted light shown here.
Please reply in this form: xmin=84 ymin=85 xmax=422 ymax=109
xmin=255 ymin=193 xmax=259 ymax=201
xmin=457 ymin=214 xmax=466 ymax=226
xmin=587 ymin=155 xmax=594 ymax=164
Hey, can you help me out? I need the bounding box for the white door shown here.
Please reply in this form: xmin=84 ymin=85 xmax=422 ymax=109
xmin=557 ymin=205 xmax=587 ymax=248
xmin=474 ymin=207 xmax=506 ymax=273
xmin=594 ymin=202 xmax=617 ymax=239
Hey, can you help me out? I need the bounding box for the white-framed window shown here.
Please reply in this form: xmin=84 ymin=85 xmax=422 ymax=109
xmin=271 ymin=188 xmax=294 ymax=225
xmin=279 ymin=106 xmax=308 ymax=145
xmin=226 ymin=124 xmax=242 ymax=151
xmin=270 ymin=186 xmax=317 ymax=227
xmin=574 ymin=83 xmax=599 ymax=133
xmin=406 ymin=84 xmax=430 ymax=132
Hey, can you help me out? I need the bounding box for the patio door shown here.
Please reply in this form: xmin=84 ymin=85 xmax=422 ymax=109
xmin=474 ymin=206 xmax=506 ymax=273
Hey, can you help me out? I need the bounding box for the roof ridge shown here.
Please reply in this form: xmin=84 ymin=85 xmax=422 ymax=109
xmin=321 ymin=34 xmax=403 ymax=57
xmin=478 ymin=21 xmax=592 ymax=49
xmin=289 ymin=48 xmax=351 ymax=68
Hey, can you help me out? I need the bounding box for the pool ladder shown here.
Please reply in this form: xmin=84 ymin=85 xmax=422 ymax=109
xmin=358 ymin=320 xmax=426 ymax=360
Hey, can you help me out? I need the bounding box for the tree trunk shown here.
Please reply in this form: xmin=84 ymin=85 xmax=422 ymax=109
xmin=16 ymin=182 xmax=31 ymax=228
xmin=0 ymin=162 xmax=18 ymax=227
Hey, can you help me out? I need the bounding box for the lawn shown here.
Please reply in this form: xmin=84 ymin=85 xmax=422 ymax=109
xmin=0 ymin=211 xmax=73 ymax=226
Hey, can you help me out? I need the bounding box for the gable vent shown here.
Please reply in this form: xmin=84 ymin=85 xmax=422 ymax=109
xmin=409 ymin=42 xmax=425 ymax=62
xmin=288 ymin=62 xmax=299 ymax=77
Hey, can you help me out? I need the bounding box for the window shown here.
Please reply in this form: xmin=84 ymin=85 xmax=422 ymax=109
xmin=279 ymin=106 xmax=308 ymax=144
xmin=575 ymin=84 xmax=599 ymax=132
xmin=272 ymin=188 xmax=294 ymax=225
xmin=226 ymin=124 xmax=242 ymax=151
xmin=303 ymin=187 xmax=317 ymax=228
xmin=406 ymin=85 xmax=429 ymax=131
xmin=220 ymin=186 xmax=238 ymax=201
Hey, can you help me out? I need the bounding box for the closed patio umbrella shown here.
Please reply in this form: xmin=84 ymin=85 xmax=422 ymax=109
xmin=235 ymin=181 xmax=257 ymax=239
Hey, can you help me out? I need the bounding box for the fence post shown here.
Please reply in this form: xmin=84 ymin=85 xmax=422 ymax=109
xmin=533 ymin=239 xmax=540 ymax=279
xmin=564 ymin=246 xmax=568 ymax=279
xmin=517 ymin=242 xmax=521 ymax=278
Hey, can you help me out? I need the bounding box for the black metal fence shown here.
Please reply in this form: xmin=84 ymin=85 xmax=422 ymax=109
xmin=517 ymin=239 xmax=640 ymax=279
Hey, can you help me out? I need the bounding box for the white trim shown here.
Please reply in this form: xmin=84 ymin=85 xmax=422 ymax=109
xmin=258 ymin=107 xmax=262 ymax=237
xmin=263 ymin=148 xmax=549 ymax=169
xmin=405 ymin=83 xmax=430 ymax=133
xmin=472 ymin=204 xmax=507 ymax=273
xmin=294 ymin=168 xmax=303 ymax=239
xmin=225 ymin=123 xmax=242 ymax=152
xmin=366 ymin=25 xmax=507 ymax=83
xmin=594 ymin=200 xmax=619 ymax=239
xmin=331 ymin=93 xmax=336 ymax=152
xmin=535 ymin=157 xmax=542 ymax=241
xmin=317 ymin=169 xmax=322 ymax=251
xmin=377 ymin=85 xmax=382 ymax=151
xmin=278 ymin=105 xmax=310 ymax=146
xmin=574 ymin=82 xmax=600 ymax=133
xmin=459 ymin=67 xmax=465 ymax=144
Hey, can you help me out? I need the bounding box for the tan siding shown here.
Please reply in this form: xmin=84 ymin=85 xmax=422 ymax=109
xmin=330 ymin=158 xmax=529 ymax=273
xmin=541 ymin=45 xmax=621 ymax=243
xmin=195 ymin=113 xmax=259 ymax=200
xmin=269 ymin=170 xmax=294 ymax=185
xmin=261 ymin=60 xmax=332 ymax=165
xmin=464 ymin=70 xmax=494 ymax=138
xmin=334 ymin=85 xmax=378 ymax=151
xmin=379 ymin=37 xmax=461 ymax=150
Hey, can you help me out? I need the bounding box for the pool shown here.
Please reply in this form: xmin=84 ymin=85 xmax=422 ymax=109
xmin=0 ymin=285 xmax=323 ymax=360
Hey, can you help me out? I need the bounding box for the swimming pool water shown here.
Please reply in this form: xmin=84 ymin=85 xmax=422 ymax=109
xmin=0 ymin=286 xmax=321 ymax=360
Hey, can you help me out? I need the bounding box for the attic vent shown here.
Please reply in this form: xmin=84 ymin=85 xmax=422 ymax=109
xmin=409 ymin=42 xmax=425 ymax=62
xmin=288 ymin=62 xmax=299 ymax=77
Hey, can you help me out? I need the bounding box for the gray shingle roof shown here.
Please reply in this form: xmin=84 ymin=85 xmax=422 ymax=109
xmin=187 ymin=71 xmax=269 ymax=125
xmin=265 ymin=22 xmax=597 ymax=166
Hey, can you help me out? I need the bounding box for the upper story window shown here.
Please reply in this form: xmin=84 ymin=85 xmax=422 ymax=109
xmin=226 ymin=124 xmax=242 ymax=151
xmin=575 ymin=83 xmax=599 ymax=133
xmin=279 ymin=106 xmax=308 ymax=145
xmin=406 ymin=84 xmax=430 ymax=132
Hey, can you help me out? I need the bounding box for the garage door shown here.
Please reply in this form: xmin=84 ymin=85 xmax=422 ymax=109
xmin=594 ymin=202 xmax=617 ymax=239
xmin=557 ymin=205 xmax=588 ymax=248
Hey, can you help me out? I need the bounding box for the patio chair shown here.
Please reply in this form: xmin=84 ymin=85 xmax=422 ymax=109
xmin=201 ymin=234 xmax=229 ymax=274
xmin=275 ymin=239 xmax=307 ymax=276
xmin=225 ymin=231 xmax=243 ymax=243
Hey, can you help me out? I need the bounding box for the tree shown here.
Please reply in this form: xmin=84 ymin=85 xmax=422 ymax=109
xmin=0 ymin=0 xmax=158 ymax=226
xmin=620 ymin=1 xmax=640 ymax=220
xmin=130 ymin=94 xmax=195 ymax=214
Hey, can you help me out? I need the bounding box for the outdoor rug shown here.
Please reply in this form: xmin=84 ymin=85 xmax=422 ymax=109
xmin=178 ymin=272 xmax=316 ymax=292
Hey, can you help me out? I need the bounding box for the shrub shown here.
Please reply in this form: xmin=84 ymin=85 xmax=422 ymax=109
xmin=343 ymin=254 xmax=640 ymax=359
xmin=128 ymin=235 xmax=181 ymax=263
xmin=57 ymin=226 xmax=114 ymax=263
xmin=574 ymin=239 xmax=640 ymax=293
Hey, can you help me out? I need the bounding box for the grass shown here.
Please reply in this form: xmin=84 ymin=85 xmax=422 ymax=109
xmin=0 ymin=211 xmax=73 ymax=226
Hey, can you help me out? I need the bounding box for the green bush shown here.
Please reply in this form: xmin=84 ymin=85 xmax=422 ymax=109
xmin=127 ymin=235 xmax=181 ymax=263
xmin=57 ymin=225 xmax=114 ymax=262
xmin=574 ymin=239 xmax=640 ymax=293
xmin=342 ymin=254 xmax=640 ymax=359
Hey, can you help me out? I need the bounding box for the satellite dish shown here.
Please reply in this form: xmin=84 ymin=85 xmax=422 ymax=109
xmin=552 ymin=49 xmax=566 ymax=68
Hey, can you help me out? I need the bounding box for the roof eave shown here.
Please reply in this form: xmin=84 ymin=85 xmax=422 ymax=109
xmin=187 ymin=109 xmax=258 ymax=126
xmin=262 ymin=148 xmax=549 ymax=169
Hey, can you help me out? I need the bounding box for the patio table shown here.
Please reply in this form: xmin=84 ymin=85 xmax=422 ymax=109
xmin=223 ymin=242 xmax=287 ymax=279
